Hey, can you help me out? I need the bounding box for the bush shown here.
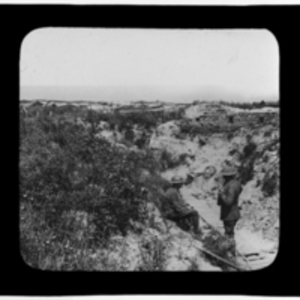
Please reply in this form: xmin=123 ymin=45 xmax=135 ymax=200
xmin=20 ymin=114 xmax=160 ymax=269
xmin=202 ymin=230 xmax=237 ymax=271
xmin=238 ymin=159 xmax=255 ymax=185
xmin=262 ymin=172 xmax=278 ymax=197
xmin=242 ymin=141 xmax=257 ymax=160
xmin=138 ymin=237 xmax=167 ymax=271
xmin=135 ymin=134 xmax=148 ymax=149
xmin=124 ymin=127 xmax=135 ymax=143
xmin=198 ymin=138 xmax=206 ymax=147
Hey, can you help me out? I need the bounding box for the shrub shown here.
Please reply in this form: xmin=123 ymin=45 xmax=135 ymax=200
xmin=138 ymin=237 xmax=167 ymax=271
xmin=198 ymin=138 xmax=206 ymax=147
xmin=202 ymin=230 xmax=236 ymax=271
xmin=262 ymin=172 xmax=278 ymax=197
xmin=238 ymin=159 xmax=255 ymax=185
xmin=135 ymin=135 xmax=148 ymax=149
xmin=20 ymin=113 xmax=161 ymax=269
xmin=242 ymin=141 xmax=257 ymax=160
xmin=124 ymin=127 xmax=135 ymax=143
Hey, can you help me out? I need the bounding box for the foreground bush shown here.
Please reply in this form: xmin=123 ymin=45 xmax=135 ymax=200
xmin=20 ymin=115 xmax=161 ymax=269
xmin=202 ymin=230 xmax=237 ymax=271
xmin=262 ymin=171 xmax=278 ymax=197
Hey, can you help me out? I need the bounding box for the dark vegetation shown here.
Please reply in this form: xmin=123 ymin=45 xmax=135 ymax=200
xmin=220 ymin=100 xmax=279 ymax=110
xmin=202 ymin=230 xmax=237 ymax=271
xmin=261 ymin=172 xmax=278 ymax=197
xmin=20 ymin=104 xmax=180 ymax=270
xmin=235 ymin=136 xmax=258 ymax=185
xmin=238 ymin=135 xmax=279 ymax=187
xmin=179 ymin=120 xmax=240 ymax=138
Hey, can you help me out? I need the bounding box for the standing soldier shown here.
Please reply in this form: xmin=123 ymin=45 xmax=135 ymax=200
xmin=217 ymin=166 xmax=242 ymax=248
xmin=163 ymin=175 xmax=201 ymax=235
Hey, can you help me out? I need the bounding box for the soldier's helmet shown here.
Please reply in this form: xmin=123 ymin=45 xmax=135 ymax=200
xmin=219 ymin=165 xmax=237 ymax=177
xmin=170 ymin=175 xmax=185 ymax=185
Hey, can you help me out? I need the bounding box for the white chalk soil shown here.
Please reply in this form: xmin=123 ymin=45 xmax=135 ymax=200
xmin=181 ymin=186 xmax=278 ymax=271
xmin=159 ymin=127 xmax=279 ymax=271
xmin=94 ymin=118 xmax=279 ymax=271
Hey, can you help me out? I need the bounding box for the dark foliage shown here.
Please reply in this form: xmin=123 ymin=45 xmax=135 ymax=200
xmin=238 ymin=141 xmax=258 ymax=185
xmin=238 ymin=160 xmax=255 ymax=185
xmin=202 ymin=230 xmax=236 ymax=271
xmin=220 ymin=100 xmax=279 ymax=110
xmin=242 ymin=141 xmax=257 ymax=160
xmin=262 ymin=172 xmax=278 ymax=197
xmin=20 ymin=113 xmax=161 ymax=268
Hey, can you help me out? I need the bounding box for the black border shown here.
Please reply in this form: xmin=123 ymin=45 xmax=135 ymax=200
xmin=1 ymin=3 xmax=297 ymax=296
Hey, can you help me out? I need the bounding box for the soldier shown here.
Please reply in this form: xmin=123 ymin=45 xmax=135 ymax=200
xmin=163 ymin=175 xmax=201 ymax=235
xmin=217 ymin=165 xmax=242 ymax=246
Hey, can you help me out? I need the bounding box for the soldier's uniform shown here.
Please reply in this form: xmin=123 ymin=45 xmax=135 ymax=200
xmin=218 ymin=178 xmax=242 ymax=238
xmin=163 ymin=176 xmax=200 ymax=234
xmin=164 ymin=187 xmax=195 ymax=219
xmin=217 ymin=166 xmax=243 ymax=259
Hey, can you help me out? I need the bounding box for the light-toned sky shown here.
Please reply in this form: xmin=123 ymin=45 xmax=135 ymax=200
xmin=20 ymin=28 xmax=279 ymax=103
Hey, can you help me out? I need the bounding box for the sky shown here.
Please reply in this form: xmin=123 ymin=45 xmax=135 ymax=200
xmin=20 ymin=28 xmax=279 ymax=103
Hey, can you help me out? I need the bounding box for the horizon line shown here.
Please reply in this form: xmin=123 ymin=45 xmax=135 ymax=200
xmin=20 ymin=98 xmax=279 ymax=103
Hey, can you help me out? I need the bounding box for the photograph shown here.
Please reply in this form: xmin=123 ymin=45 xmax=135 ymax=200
xmin=19 ymin=27 xmax=280 ymax=272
